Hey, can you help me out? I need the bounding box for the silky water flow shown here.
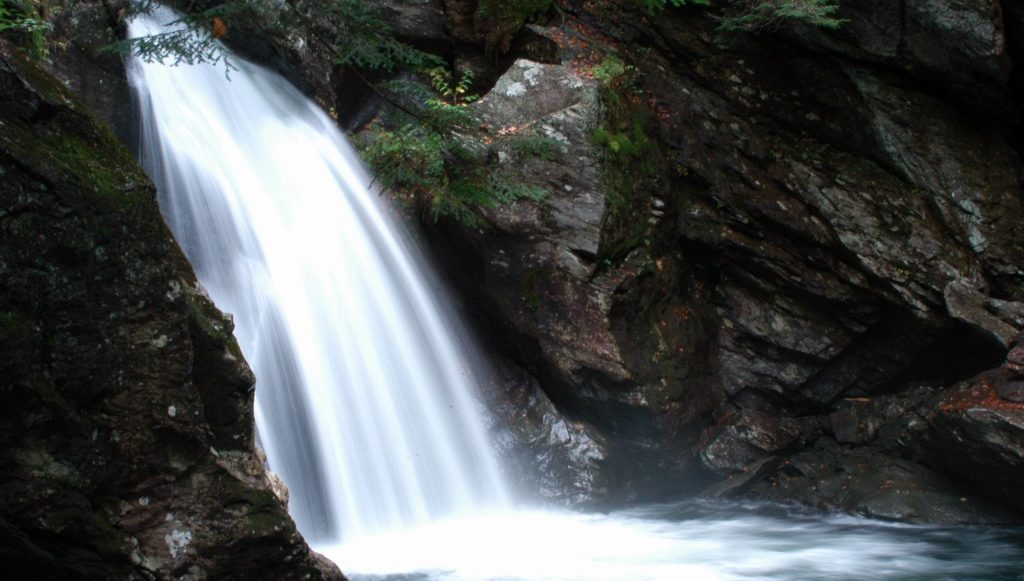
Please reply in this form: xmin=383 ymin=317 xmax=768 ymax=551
xmin=127 ymin=6 xmax=510 ymax=546
xmin=127 ymin=7 xmax=1024 ymax=580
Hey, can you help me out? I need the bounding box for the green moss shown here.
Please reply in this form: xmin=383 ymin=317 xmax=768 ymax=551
xmin=185 ymin=290 xmax=246 ymax=362
xmin=591 ymin=55 xmax=630 ymax=85
xmin=222 ymin=481 xmax=288 ymax=536
xmin=0 ymin=116 xmax=145 ymax=211
xmin=585 ymin=50 xmax=666 ymax=261
xmin=0 ymin=50 xmax=149 ymax=210
xmin=593 ymin=85 xmax=664 ymax=261
xmin=2 ymin=38 xmax=69 ymax=104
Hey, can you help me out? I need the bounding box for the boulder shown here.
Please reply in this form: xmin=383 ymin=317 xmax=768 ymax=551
xmin=1002 ymin=334 xmax=1024 ymax=402
xmin=445 ymin=59 xmax=720 ymax=501
xmin=752 ymin=440 xmax=1014 ymax=524
xmin=486 ymin=359 xmax=610 ymax=505
xmin=698 ymin=410 xmax=817 ymax=476
xmin=910 ymin=370 xmax=1024 ymax=512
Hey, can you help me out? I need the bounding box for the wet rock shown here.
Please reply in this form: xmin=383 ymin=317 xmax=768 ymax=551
xmin=998 ymin=334 xmax=1024 ymax=402
xmin=376 ymin=0 xmax=450 ymax=49
xmin=828 ymin=387 xmax=937 ymax=445
xmin=910 ymin=371 xmax=1024 ymax=512
xmin=752 ymin=440 xmax=1014 ymax=524
xmin=784 ymin=0 xmax=1012 ymax=114
xmin=626 ymin=1 xmax=1024 ymax=419
xmin=701 ymin=456 xmax=781 ymax=498
xmin=1007 ymin=333 xmax=1024 ymax=376
xmin=485 ymin=359 xmax=610 ymax=505
xmin=945 ymin=279 xmax=1024 ymax=347
xmin=846 ymin=67 xmax=1024 ymax=286
xmin=997 ymin=380 xmax=1024 ymax=403
xmin=424 ymin=59 xmax=721 ymax=502
xmin=699 ymin=410 xmax=815 ymax=476
xmin=39 ymin=0 xmax=134 ymax=144
xmin=0 ymin=42 xmax=339 ymax=580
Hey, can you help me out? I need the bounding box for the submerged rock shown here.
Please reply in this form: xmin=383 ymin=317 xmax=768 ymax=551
xmin=752 ymin=440 xmax=1014 ymax=524
xmin=0 ymin=42 xmax=339 ymax=580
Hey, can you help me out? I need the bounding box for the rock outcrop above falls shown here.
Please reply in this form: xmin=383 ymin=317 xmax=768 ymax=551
xmin=0 ymin=42 xmax=339 ymax=579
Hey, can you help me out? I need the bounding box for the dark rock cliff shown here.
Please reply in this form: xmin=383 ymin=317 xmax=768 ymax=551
xmin=0 ymin=38 xmax=339 ymax=579
xmin=346 ymin=0 xmax=1024 ymax=522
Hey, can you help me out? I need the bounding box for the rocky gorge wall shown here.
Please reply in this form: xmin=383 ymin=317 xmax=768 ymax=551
xmin=353 ymin=0 xmax=1024 ymax=522
xmin=2 ymin=3 xmax=1024 ymax=578
xmin=0 ymin=7 xmax=340 ymax=578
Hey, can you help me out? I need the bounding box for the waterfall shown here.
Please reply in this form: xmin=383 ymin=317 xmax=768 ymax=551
xmin=126 ymin=7 xmax=509 ymax=545
xmin=120 ymin=8 xmax=1024 ymax=581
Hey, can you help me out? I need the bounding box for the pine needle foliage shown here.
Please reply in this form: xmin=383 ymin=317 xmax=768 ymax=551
xmin=361 ymin=69 xmax=549 ymax=226
xmin=116 ymin=2 xmax=247 ymax=68
xmin=639 ymin=0 xmax=845 ymax=30
xmin=720 ymin=0 xmax=844 ymax=30
xmin=115 ymin=0 xmax=440 ymax=72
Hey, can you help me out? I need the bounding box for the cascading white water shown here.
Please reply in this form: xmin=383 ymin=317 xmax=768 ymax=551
xmin=123 ymin=7 xmax=1024 ymax=580
xmin=126 ymin=6 xmax=509 ymax=544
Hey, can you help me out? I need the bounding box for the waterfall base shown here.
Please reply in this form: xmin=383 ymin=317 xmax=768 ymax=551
xmin=318 ymin=500 xmax=1024 ymax=580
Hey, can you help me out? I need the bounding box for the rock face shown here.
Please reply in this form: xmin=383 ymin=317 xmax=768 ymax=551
xmin=486 ymin=358 xmax=610 ymax=505
xmin=392 ymin=0 xmax=1024 ymax=519
xmin=41 ymin=0 xmax=135 ymax=144
xmin=0 ymin=43 xmax=339 ymax=579
xmin=752 ymin=439 xmax=1011 ymax=524
xmin=435 ymin=58 xmax=721 ymax=502
xmin=907 ymin=371 xmax=1024 ymax=513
